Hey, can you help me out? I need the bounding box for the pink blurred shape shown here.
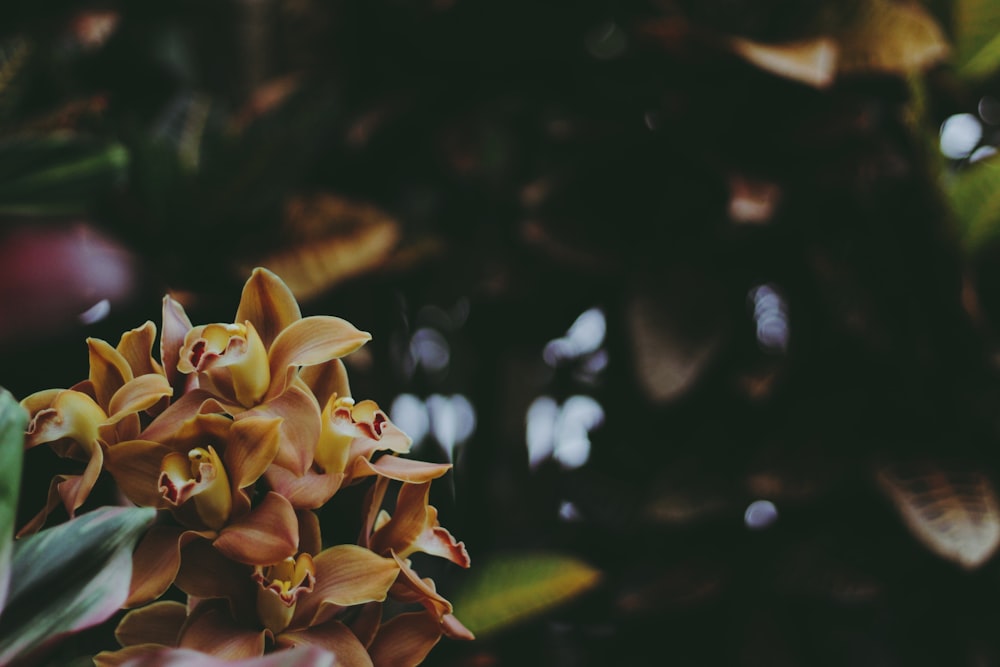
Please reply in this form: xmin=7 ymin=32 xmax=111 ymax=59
xmin=0 ymin=223 xmax=136 ymax=342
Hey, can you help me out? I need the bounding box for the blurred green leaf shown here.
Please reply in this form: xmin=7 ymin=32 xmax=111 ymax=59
xmin=946 ymin=156 xmax=1000 ymax=249
xmin=953 ymin=0 xmax=1000 ymax=78
xmin=0 ymin=388 xmax=26 ymax=611
xmin=449 ymin=551 xmax=601 ymax=637
xmin=0 ymin=505 xmax=156 ymax=664
xmin=0 ymin=137 xmax=128 ymax=215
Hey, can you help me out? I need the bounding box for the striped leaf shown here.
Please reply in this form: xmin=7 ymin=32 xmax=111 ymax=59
xmin=449 ymin=551 xmax=601 ymax=637
xmin=0 ymin=505 xmax=156 ymax=664
xmin=0 ymin=388 xmax=27 ymax=610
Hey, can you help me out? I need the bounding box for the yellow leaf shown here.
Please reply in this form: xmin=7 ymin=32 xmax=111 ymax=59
xmin=449 ymin=552 xmax=601 ymax=637
xmin=877 ymin=461 xmax=1000 ymax=570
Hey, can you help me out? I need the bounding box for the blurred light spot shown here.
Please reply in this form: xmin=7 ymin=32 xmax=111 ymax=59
xmin=980 ymin=96 xmax=1000 ymax=125
xmin=544 ymin=307 xmax=606 ymax=366
xmin=575 ymin=348 xmax=609 ymax=384
xmin=728 ymin=174 xmax=781 ymax=224
xmin=940 ymin=113 xmax=982 ymax=159
xmin=410 ymin=327 xmax=450 ymax=372
xmin=748 ymin=284 xmax=789 ymax=353
xmin=971 ymin=145 xmax=997 ymax=163
xmin=390 ymin=393 xmax=429 ymax=447
xmin=527 ymin=395 xmax=604 ymax=470
xmin=643 ymin=111 xmax=661 ymax=131
xmin=558 ymin=500 xmax=583 ymax=522
xmin=585 ymin=21 xmax=627 ymax=60
xmin=526 ymin=396 xmax=559 ymax=468
xmin=78 ymin=298 xmax=111 ymax=325
xmin=426 ymin=394 xmax=476 ymax=461
xmin=744 ymin=499 xmax=778 ymax=530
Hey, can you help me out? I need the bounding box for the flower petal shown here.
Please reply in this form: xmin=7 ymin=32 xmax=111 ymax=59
xmin=264 ymin=466 xmax=343 ymax=510
xmin=275 ymin=619 xmax=373 ymax=667
xmin=293 ymin=545 xmax=399 ymax=628
xmin=126 ymin=526 xmax=214 ymax=608
xmin=175 ymin=539 xmax=255 ymax=609
xmin=223 ymin=416 xmax=282 ymax=490
xmin=105 ymin=440 xmax=174 ymax=508
xmin=95 ymin=644 xmax=175 ymax=667
xmin=367 ymin=611 xmax=443 ymax=667
xmin=24 ymin=389 xmax=106 ymax=447
xmin=241 ymin=384 xmax=319 ymax=476
xmin=107 ymin=374 xmax=173 ymax=423
xmin=178 ymin=599 xmax=265 ymax=659
xmin=267 ymin=316 xmax=371 ymax=396
xmin=161 ymin=295 xmax=193 ymax=393
xmin=299 ymin=359 xmax=351 ymax=409
xmin=138 ymin=389 xmax=215 ymax=443
xmin=214 ymin=492 xmax=298 ymax=565
xmin=348 ymin=602 xmax=382 ymax=649
xmin=350 ymin=456 xmax=452 ymax=484
xmin=390 ymin=552 xmax=453 ymax=619
xmin=117 ymin=321 xmax=165 ymax=379
xmin=235 ymin=267 xmax=302 ymax=349
xmin=297 ymin=510 xmax=323 ymax=557
xmin=88 ymin=337 xmax=134 ymax=410
xmin=116 ymin=601 xmax=188 ymax=648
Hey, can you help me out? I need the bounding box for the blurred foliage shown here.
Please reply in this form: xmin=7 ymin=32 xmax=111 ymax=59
xmin=6 ymin=0 xmax=1000 ymax=665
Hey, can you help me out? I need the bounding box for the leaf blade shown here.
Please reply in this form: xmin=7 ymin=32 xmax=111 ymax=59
xmin=448 ymin=551 xmax=601 ymax=637
xmin=0 ymin=505 xmax=156 ymax=663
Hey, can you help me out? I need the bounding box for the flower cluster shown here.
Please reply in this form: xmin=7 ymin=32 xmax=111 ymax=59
xmin=19 ymin=268 xmax=471 ymax=666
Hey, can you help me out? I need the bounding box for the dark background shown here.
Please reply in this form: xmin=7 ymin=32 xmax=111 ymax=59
xmin=4 ymin=1 xmax=1000 ymax=665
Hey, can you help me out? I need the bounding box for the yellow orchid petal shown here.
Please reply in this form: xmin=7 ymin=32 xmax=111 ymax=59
xmin=88 ymin=337 xmax=134 ymax=410
xmin=367 ymin=611 xmax=443 ymax=667
xmin=235 ymin=266 xmax=302 ymax=349
xmin=370 ymin=483 xmax=469 ymax=568
xmin=266 ymin=316 xmax=371 ymax=397
xmin=178 ymin=322 xmax=271 ymax=408
xmin=214 ymin=492 xmax=299 ymax=566
xmin=115 ymin=600 xmax=188 ymax=648
xmin=158 ymin=446 xmax=232 ymax=530
xmin=275 ymin=619 xmax=373 ymax=667
xmin=105 ymin=440 xmax=174 ymax=508
xmin=263 ymin=465 xmax=344 ymax=510
xmin=117 ymin=321 xmax=165 ymax=379
xmin=349 ymin=456 xmax=452 ymax=485
xmin=174 ymin=538 xmax=253 ymax=602
xmin=161 ymin=295 xmax=193 ymax=391
xmin=126 ymin=525 xmax=215 ymax=608
xmin=223 ymin=416 xmax=282 ymax=491
xmin=254 ymin=554 xmax=316 ymax=633
xmin=299 ymin=358 xmax=351 ymax=410
xmin=178 ymin=600 xmax=266 ymax=660
xmin=241 ymin=384 xmax=319 ymax=477
xmin=23 ymin=389 xmax=106 ymax=447
xmin=106 ymin=374 xmax=173 ymax=422
xmin=292 ymin=545 xmax=399 ymax=628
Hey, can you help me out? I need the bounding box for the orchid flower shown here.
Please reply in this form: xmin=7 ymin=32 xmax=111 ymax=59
xmin=18 ymin=323 xmax=173 ymax=534
xmin=165 ymin=268 xmax=371 ymax=476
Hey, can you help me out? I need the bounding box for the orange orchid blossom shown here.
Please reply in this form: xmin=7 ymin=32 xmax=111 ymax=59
xmin=18 ymin=321 xmax=173 ymax=534
xmin=20 ymin=267 xmax=472 ymax=667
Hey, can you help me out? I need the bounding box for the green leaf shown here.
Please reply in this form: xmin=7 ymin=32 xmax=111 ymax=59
xmin=0 ymin=505 xmax=156 ymax=664
xmin=945 ymin=156 xmax=1000 ymax=250
xmin=953 ymin=0 xmax=1000 ymax=78
xmin=0 ymin=137 xmax=129 ymax=215
xmin=448 ymin=551 xmax=602 ymax=637
xmin=0 ymin=388 xmax=27 ymax=611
